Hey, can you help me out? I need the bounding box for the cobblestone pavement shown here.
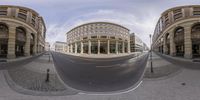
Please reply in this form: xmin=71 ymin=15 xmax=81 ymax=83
xmin=5 ymin=52 xmax=78 ymax=96
xmin=144 ymin=52 xmax=182 ymax=79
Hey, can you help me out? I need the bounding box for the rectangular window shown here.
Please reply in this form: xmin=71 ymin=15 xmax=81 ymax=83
xmin=173 ymin=9 xmax=182 ymax=20
xmin=91 ymin=36 xmax=97 ymax=38
xmin=31 ymin=13 xmax=36 ymax=26
xmin=164 ymin=13 xmax=170 ymax=26
xmin=193 ymin=7 xmax=200 ymax=16
xmin=18 ymin=9 xmax=27 ymax=21
xmin=0 ymin=7 xmax=7 ymax=16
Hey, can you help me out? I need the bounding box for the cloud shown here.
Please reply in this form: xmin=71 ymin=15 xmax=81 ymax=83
xmin=46 ymin=9 xmax=158 ymax=48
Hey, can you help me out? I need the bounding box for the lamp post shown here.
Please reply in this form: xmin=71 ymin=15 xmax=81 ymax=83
xmin=149 ymin=34 xmax=154 ymax=73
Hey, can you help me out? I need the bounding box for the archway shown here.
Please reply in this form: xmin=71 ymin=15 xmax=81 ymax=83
xmin=0 ymin=23 xmax=8 ymax=58
xmin=174 ymin=27 xmax=184 ymax=57
xmin=15 ymin=27 xmax=26 ymax=57
xmin=191 ymin=23 xmax=200 ymax=58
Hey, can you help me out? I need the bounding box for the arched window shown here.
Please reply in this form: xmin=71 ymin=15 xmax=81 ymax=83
xmin=174 ymin=27 xmax=184 ymax=38
xmin=30 ymin=33 xmax=34 ymax=44
xmin=0 ymin=23 xmax=8 ymax=38
xmin=192 ymin=24 xmax=200 ymax=33
xmin=16 ymin=27 xmax=26 ymax=42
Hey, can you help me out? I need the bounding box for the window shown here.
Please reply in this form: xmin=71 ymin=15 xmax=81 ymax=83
xmin=18 ymin=9 xmax=27 ymax=21
xmin=173 ymin=9 xmax=182 ymax=20
xmin=31 ymin=13 xmax=36 ymax=26
xmin=0 ymin=7 xmax=7 ymax=16
xmin=193 ymin=7 xmax=200 ymax=16
xmin=164 ymin=13 xmax=170 ymax=26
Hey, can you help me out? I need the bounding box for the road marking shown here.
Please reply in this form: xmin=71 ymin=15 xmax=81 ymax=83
xmin=78 ymin=80 xmax=143 ymax=95
xmin=96 ymin=64 xmax=121 ymax=68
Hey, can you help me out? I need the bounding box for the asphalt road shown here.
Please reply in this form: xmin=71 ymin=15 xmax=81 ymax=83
xmin=51 ymin=52 xmax=149 ymax=92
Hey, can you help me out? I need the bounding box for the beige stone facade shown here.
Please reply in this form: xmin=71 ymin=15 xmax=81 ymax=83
xmin=53 ymin=41 xmax=66 ymax=53
xmin=66 ymin=22 xmax=130 ymax=55
xmin=130 ymin=33 xmax=147 ymax=52
xmin=152 ymin=5 xmax=200 ymax=59
xmin=0 ymin=5 xmax=46 ymax=59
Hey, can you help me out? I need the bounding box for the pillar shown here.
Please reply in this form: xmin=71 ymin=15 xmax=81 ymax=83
xmin=128 ymin=40 xmax=131 ymax=53
xmin=70 ymin=44 xmax=72 ymax=53
xmin=107 ymin=40 xmax=110 ymax=54
xmin=98 ymin=40 xmax=100 ymax=54
xmin=184 ymin=25 xmax=192 ymax=59
xmin=33 ymin=33 xmax=37 ymax=55
xmin=7 ymin=25 xmax=16 ymax=59
xmin=75 ymin=42 xmax=77 ymax=54
xmin=88 ymin=40 xmax=91 ymax=54
xmin=163 ymin=36 xmax=167 ymax=54
xmin=122 ymin=41 xmax=125 ymax=53
xmin=116 ymin=41 xmax=118 ymax=54
xmin=170 ymin=30 xmax=175 ymax=56
xmin=25 ymin=32 xmax=30 ymax=56
xmin=81 ymin=42 xmax=83 ymax=54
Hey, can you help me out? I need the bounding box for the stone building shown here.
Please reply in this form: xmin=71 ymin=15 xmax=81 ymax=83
xmin=130 ymin=33 xmax=146 ymax=52
xmin=66 ymin=22 xmax=131 ymax=55
xmin=0 ymin=5 xmax=46 ymax=59
xmin=152 ymin=5 xmax=200 ymax=58
xmin=53 ymin=41 xmax=66 ymax=53
xmin=45 ymin=42 xmax=50 ymax=51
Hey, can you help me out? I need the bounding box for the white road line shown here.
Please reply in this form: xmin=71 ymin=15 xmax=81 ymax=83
xmin=78 ymin=80 xmax=143 ymax=95
xmin=96 ymin=64 xmax=121 ymax=68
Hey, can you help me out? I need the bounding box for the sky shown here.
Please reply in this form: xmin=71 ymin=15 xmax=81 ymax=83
xmin=1 ymin=0 xmax=200 ymax=47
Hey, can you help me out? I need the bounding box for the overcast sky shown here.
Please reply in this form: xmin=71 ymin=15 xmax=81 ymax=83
xmin=1 ymin=0 xmax=200 ymax=47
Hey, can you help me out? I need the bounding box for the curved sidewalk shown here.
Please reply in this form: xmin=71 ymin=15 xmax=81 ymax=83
xmin=144 ymin=52 xmax=182 ymax=79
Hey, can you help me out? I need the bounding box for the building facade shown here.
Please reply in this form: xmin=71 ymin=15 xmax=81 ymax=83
xmin=45 ymin=42 xmax=50 ymax=51
xmin=0 ymin=5 xmax=46 ymax=59
xmin=152 ymin=5 xmax=200 ymax=58
xmin=53 ymin=41 xmax=66 ymax=53
xmin=66 ymin=22 xmax=130 ymax=55
xmin=130 ymin=33 xmax=148 ymax=52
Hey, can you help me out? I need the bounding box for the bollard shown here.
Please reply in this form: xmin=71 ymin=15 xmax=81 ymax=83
xmin=45 ymin=69 xmax=50 ymax=82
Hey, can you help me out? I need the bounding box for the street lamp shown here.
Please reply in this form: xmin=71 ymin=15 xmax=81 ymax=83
xmin=149 ymin=34 xmax=154 ymax=73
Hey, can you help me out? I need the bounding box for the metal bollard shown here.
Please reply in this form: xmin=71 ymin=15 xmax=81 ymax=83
xmin=45 ymin=69 xmax=50 ymax=82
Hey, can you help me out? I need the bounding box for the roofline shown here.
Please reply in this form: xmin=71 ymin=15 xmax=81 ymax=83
xmin=66 ymin=21 xmax=130 ymax=35
xmin=0 ymin=5 xmax=40 ymax=15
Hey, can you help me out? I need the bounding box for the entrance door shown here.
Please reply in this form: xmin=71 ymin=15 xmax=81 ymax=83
xmin=193 ymin=44 xmax=200 ymax=58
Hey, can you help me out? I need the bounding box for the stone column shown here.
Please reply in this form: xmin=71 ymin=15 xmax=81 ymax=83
xmin=25 ymin=31 xmax=31 ymax=56
xmin=107 ymin=39 xmax=110 ymax=54
xmin=7 ymin=25 xmax=16 ymax=59
xmin=163 ymin=36 xmax=167 ymax=54
xmin=98 ymin=40 xmax=100 ymax=54
xmin=184 ymin=25 xmax=192 ymax=59
xmin=33 ymin=33 xmax=37 ymax=55
xmin=75 ymin=42 xmax=77 ymax=54
xmin=70 ymin=44 xmax=72 ymax=53
xmin=128 ymin=40 xmax=131 ymax=53
xmin=81 ymin=42 xmax=83 ymax=54
xmin=122 ymin=41 xmax=125 ymax=53
xmin=116 ymin=41 xmax=118 ymax=54
xmin=170 ymin=30 xmax=175 ymax=56
xmin=88 ymin=40 xmax=91 ymax=54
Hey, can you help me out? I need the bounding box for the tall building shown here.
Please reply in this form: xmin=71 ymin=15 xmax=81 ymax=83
xmin=53 ymin=41 xmax=66 ymax=53
xmin=0 ymin=5 xmax=46 ymax=59
xmin=66 ymin=22 xmax=131 ymax=55
xmin=152 ymin=5 xmax=200 ymax=58
xmin=130 ymin=33 xmax=147 ymax=52
xmin=45 ymin=42 xmax=50 ymax=51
